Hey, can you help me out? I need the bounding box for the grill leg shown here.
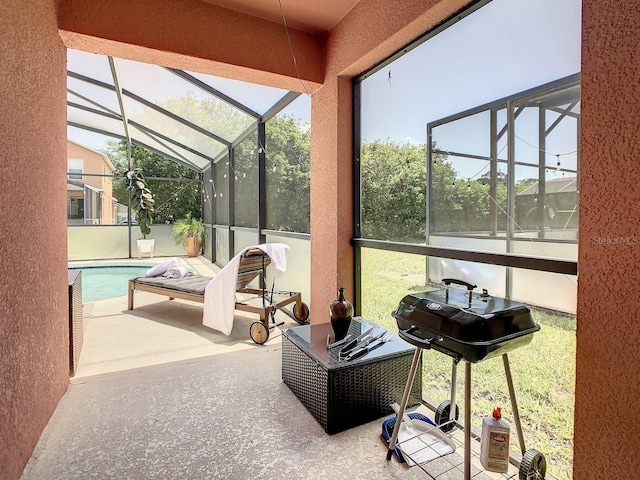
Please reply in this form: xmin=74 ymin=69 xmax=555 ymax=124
xmin=503 ymin=353 xmax=527 ymax=454
xmin=464 ymin=361 xmax=471 ymax=480
xmin=386 ymin=347 xmax=422 ymax=460
xmin=449 ymin=357 xmax=458 ymax=423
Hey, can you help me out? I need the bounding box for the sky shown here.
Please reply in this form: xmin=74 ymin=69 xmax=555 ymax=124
xmin=360 ymin=0 xmax=582 ymax=160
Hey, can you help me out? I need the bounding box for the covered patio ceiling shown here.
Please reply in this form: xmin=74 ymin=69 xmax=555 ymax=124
xmin=200 ymin=0 xmax=361 ymax=34
xmin=64 ymin=0 xmax=366 ymax=170
xmin=66 ymin=48 xmax=302 ymax=173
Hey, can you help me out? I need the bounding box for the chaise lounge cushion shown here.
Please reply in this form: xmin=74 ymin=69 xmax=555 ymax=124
xmin=131 ymin=274 xmax=212 ymax=295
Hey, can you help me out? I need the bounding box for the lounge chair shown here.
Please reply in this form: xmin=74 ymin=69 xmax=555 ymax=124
xmin=128 ymin=247 xmax=309 ymax=344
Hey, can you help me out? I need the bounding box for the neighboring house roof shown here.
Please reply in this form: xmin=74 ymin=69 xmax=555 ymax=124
xmin=67 ymin=139 xmax=115 ymax=172
xmin=67 ymin=179 xmax=104 ymax=193
xmin=517 ymin=176 xmax=577 ymax=196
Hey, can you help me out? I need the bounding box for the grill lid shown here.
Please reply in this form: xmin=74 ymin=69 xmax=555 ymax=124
xmin=393 ymin=280 xmax=537 ymax=345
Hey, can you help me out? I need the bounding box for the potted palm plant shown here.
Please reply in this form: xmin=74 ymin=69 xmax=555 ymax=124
xmin=172 ymin=213 xmax=206 ymax=257
xmin=125 ymin=169 xmax=155 ymax=258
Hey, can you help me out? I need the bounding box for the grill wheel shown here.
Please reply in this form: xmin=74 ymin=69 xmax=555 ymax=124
xmin=434 ymin=400 xmax=459 ymax=433
xmin=519 ymin=448 xmax=546 ymax=480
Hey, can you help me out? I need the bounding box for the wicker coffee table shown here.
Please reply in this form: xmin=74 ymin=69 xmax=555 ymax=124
xmin=282 ymin=317 xmax=422 ymax=434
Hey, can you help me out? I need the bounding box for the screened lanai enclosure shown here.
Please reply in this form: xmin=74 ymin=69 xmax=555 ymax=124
xmin=353 ymin=1 xmax=580 ymax=477
xmin=427 ymin=75 xmax=579 ymax=313
xmin=66 ymin=49 xmax=311 ymax=299
xmin=66 ymin=0 xmax=581 ymax=477
xmin=355 ymin=0 xmax=579 ymax=316
xmin=356 ymin=75 xmax=580 ymax=314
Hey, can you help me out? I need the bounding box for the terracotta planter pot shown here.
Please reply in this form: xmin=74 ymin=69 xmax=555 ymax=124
xmin=185 ymin=237 xmax=202 ymax=257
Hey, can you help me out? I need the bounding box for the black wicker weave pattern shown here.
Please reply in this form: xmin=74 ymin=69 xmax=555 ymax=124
xmin=282 ymin=330 xmax=422 ymax=434
xmin=327 ymin=352 xmax=421 ymax=433
xmin=282 ymin=337 xmax=329 ymax=429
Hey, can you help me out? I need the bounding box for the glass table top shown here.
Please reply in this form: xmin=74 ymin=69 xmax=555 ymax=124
xmin=282 ymin=317 xmax=416 ymax=370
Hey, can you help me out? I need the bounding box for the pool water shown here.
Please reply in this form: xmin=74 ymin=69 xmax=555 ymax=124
xmin=70 ymin=266 xmax=150 ymax=302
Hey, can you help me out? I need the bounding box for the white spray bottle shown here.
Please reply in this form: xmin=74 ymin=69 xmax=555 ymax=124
xmin=480 ymin=407 xmax=510 ymax=473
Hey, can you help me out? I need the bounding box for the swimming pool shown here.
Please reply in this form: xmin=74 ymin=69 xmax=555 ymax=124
xmin=69 ymin=266 xmax=151 ymax=302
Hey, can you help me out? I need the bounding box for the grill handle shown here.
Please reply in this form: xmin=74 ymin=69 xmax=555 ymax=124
xmin=442 ymin=278 xmax=477 ymax=290
xmin=442 ymin=278 xmax=477 ymax=304
xmin=398 ymin=326 xmax=442 ymax=349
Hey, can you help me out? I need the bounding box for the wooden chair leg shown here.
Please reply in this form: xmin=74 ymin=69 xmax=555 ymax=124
xmin=260 ymin=309 xmax=269 ymax=329
xmin=128 ymin=282 xmax=134 ymax=310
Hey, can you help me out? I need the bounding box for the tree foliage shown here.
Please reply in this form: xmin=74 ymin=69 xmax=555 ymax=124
xmin=100 ymin=92 xmax=311 ymax=232
xmin=429 ymin=159 xmax=506 ymax=234
xmin=102 ymin=92 xmax=257 ymax=226
xmin=361 ymin=140 xmax=429 ymax=241
xmin=159 ymin=92 xmax=254 ymax=142
xmin=360 ymin=139 xmax=535 ymax=241
xmin=265 ymin=116 xmax=310 ymax=233
xmin=104 ymin=91 xmax=546 ymax=240
xmin=208 ymin=114 xmax=310 ymax=233
xmin=102 ymin=142 xmax=201 ymax=224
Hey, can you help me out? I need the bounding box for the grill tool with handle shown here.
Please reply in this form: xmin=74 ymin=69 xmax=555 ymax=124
xmin=326 ymin=334 xmax=353 ymax=350
xmin=344 ymin=332 xmax=393 ymax=361
xmin=337 ymin=326 xmax=374 ymax=356
xmin=339 ymin=329 xmax=385 ymax=358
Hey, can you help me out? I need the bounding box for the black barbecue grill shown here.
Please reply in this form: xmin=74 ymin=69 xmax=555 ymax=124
xmin=393 ymin=278 xmax=539 ymax=363
xmin=385 ymin=279 xmax=547 ymax=480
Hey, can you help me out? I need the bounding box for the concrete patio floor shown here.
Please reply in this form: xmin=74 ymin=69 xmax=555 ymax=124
xmin=22 ymin=255 xmax=433 ymax=479
xmin=22 ymin=342 xmax=443 ymax=480
xmin=70 ymin=255 xmax=302 ymax=378
xmin=21 ymin=255 xmax=525 ymax=479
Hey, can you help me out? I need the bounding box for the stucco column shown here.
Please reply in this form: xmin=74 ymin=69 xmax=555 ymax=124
xmin=0 ymin=1 xmax=69 ymax=479
xmin=309 ymin=75 xmax=355 ymax=323
xmin=574 ymin=1 xmax=640 ymax=478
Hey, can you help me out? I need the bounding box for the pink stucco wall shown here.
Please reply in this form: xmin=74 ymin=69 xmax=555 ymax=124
xmin=310 ymin=75 xmax=355 ymax=318
xmin=0 ymin=1 xmax=69 ymax=479
xmin=575 ymin=1 xmax=640 ymax=478
xmin=67 ymin=140 xmax=116 ymax=225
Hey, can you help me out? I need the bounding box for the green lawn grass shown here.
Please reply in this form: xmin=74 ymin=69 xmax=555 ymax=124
xmin=360 ymin=248 xmax=575 ymax=480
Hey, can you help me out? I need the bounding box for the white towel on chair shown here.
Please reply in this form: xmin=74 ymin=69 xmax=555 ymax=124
xmin=202 ymin=243 xmax=290 ymax=335
xmin=146 ymin=257 xmax=181 ymax=277
xmin=203 ymin=252 xmax=242 ymax=335
xmin=163 ymin=266 xmax=189 ymax=279
xmin=256 ymin=243 xmax=289 ymax=277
